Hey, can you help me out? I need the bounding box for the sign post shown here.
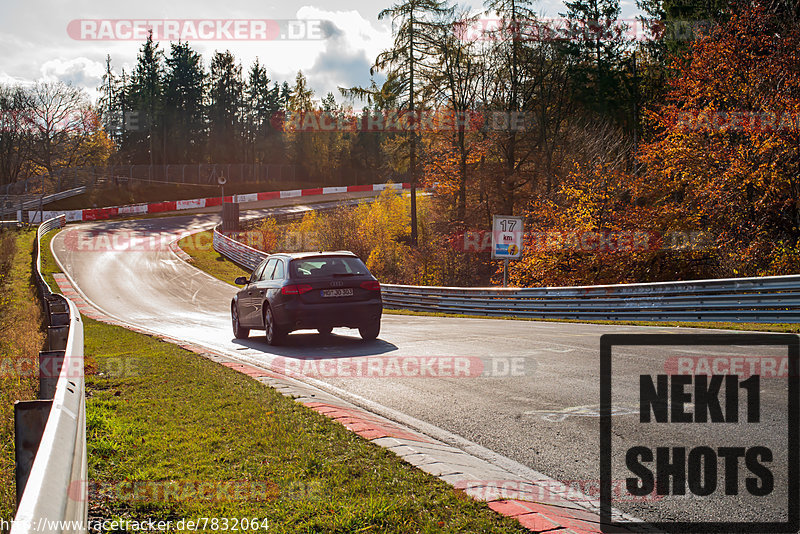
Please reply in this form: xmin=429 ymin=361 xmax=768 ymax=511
xmin=218 ymin=175 xmax=227 ymax=201
xmin=219 ymin=176 xmax=240 ymax=232
xmin=491 ymin=215 xmax=524 ymax=288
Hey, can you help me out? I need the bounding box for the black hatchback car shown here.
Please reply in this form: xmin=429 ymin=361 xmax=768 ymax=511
xmin=231 ymin=252 xmax=382 ymax=344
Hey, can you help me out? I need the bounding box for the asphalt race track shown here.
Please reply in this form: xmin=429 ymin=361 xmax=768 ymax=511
xmin=51 ymin=205 xmax=795 ymax=528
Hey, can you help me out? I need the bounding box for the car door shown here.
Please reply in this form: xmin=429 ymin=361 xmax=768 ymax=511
xmin=242 ymin=259 xmax=273 ymax=326
xmin=254 ymin=258 xmax=285 ymax=327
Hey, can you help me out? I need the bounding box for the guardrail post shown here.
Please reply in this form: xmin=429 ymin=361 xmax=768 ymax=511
xmin=47 ymin=325 xmax=70 ymax=351
xmin=38 ymin=350 xmax=66 ymax=400
xmin=46 ymin=297 xmax=71 ymax=351
xmin=14 ymin=400 xmax=53 ymax=506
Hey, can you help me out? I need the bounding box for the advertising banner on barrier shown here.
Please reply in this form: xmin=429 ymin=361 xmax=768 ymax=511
xmin=26 ymin=183 xmax=410 ymax=225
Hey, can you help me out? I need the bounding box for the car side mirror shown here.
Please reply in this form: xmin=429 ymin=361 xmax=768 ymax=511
xmin=235 ymin=276 xmax=248 ymax=285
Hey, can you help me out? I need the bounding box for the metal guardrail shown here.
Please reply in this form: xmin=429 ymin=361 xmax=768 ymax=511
xmin=212 ymin=199 xmax=375 ymax=271
xmin=214 ymin=216 xmax=800 ymax=323
xmin=213 ymin=226 xmax=268 ymax=271
xmin=12 ymin=215 xmax=87 ymax=533
xmin=1 ymin=186 xmax=88 ymax=220
xmin=379 ymin=278 xmax=800 ymax=323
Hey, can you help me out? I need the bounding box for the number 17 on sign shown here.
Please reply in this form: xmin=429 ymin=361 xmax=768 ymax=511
xmin=492 ymin=215 xmax=524 ymax=287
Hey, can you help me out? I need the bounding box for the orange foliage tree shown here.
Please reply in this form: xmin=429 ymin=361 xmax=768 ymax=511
xmin=507 ymin=3 xmax=800 ymax=287
xmin=638 ymin=3 xmax=800 ymax=277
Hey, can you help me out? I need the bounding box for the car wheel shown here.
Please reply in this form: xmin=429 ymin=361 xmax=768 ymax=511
xmin=317 ymin=326 xmax=333 ymax=336
xmin=358 ymin=320 xmax=380 ymax=341
xmin=232 ymin=303 xmax=249 ymax=339
xmin=264 ymin=306 xmax=285 ymax=345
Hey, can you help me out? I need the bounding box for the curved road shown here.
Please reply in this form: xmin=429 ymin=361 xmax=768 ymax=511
xmin=51 ymin=203 xmax=794 ymax=528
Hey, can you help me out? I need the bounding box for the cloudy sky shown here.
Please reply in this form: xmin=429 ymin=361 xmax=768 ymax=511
xmin=0 ymin=0 xmax=640 ymax=104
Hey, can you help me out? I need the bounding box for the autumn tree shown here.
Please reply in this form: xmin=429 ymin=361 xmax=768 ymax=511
xmin=26 ymin=82 xmax=110 ymax=174
xmin=0 ymin=86 xmax=33 ymax=185
xmin=639 ymin=3 xmax=800 ymax=276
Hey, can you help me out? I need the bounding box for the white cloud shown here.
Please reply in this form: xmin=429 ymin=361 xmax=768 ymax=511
xmin=296 ymin=6 xmax=392 ymax=53
xmin=38 ymin=57 xmax=105 ymax=101
xmin=0 ymin=71 xmax=33 ymax=87
xmin=0 ymin=0 xmax=642 ymax=106
xmin=40 ymin=57 xmax=105 ymax=86
xmin=289 ymin=7 xmax=392 ymax=101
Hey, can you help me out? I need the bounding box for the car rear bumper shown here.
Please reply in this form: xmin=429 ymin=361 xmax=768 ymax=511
xmin=273 ymin=298 xmax=382 ymax=331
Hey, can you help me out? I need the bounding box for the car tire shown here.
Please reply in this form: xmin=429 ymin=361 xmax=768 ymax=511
xmin=317 ymin=326 xmax=333 ymax=336
xmin=232 ymin=303 xmax=249 ymax=339
xmin=358 ymin=320 xmax=380 ymax=341
xmin=264 ymin=306 xmax=285 ymax=345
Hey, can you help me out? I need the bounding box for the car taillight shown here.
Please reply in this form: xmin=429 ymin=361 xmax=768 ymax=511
xmin=282 ymin=284 xmax=313 ymax=295
xmin=360 ymin=281 xmax=381 ymax=291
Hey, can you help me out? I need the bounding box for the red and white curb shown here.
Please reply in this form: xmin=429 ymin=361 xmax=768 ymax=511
xmin=169 ymin=240 xmax=193 ymax=263
xmin=30 ymin=182 xmax=410 ymax=224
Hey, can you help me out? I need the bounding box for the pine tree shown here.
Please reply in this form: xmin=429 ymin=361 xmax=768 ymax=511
xmin=245 ymin=59 xmax=281 ymax=165
xmin=207 ymin=50 xmax=244 ymax=164
xmin=287 ymin=71 xmax=315 ymax=175
xmin=128 ymin=31 xmax=164 ymax=165
xmin=164 ymin=41 xmax=206 ymax=163
xmin=97 ymin=55 xmax=124 ymax=145
xmin=560 ymin=0 xmax=630 ymax=122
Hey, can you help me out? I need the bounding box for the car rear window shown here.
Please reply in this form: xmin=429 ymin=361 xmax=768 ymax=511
xmin=290 ymin=257 xmax=369 ymax=278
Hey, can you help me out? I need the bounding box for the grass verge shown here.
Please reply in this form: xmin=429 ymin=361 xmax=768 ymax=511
xmin=0 ymin=229 xmax=46 ymax=521
xmin=40 ymin=229 xmax=527 ymax=532
xmin=177 ymin=230 xmax=250 ymax=286
xmin=38 ymin=228 xmax=61 ymax=292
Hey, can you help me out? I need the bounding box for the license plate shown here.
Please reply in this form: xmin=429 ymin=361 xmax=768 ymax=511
xmin=322 ymin=288 xmax=353 ymax=298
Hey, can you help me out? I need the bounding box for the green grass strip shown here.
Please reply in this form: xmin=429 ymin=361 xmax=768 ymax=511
xmin=177 ymin=230 xmax=249 ymax=287
xmin=0 ymin=229 xmax=46 ymax=521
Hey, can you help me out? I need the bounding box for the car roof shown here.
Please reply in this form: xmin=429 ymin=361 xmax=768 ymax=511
xmin=266 ymin=251 xmax=358 ymax=260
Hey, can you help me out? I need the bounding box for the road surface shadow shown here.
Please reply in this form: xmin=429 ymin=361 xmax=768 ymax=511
xmin=230 ymin=329 xmax=398 ymax=358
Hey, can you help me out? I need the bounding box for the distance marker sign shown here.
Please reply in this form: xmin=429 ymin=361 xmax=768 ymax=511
xmin=492 ymin=215 xmax=524 ymax=259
